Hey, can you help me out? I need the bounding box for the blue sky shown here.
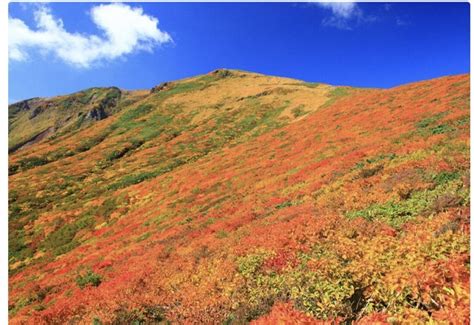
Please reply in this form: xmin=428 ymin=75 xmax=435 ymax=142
xmin=8 ymin=2 xmax=470 ymax=103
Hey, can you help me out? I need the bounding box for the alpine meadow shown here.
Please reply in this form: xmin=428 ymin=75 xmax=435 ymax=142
xmin=7 ymin=2 xmax=471 ymax=324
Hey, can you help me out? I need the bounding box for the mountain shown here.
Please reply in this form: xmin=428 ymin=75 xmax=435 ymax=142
xmin=8 ymin=69 xmax=470 ymax=324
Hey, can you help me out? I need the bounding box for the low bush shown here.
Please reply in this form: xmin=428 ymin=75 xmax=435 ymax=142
xmin=346 ymin=172 xmax=468 ymax=228
xmin=76 ymin=270 xmax=102 ymax=289
xmin=291 ymin=105 xmax=307 ymax=118
xmin=359 ymin=165 xmax=383 ymax=178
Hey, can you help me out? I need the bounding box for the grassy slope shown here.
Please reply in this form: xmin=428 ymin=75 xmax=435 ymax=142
xmin=8 ymin=87 xmax=133 ymax=153
xmin=8 ymin=70 xmax=469 ymax=324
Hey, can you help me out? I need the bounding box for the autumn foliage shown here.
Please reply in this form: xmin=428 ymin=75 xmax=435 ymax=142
xmin=8 ymin=70 xmax=469 ymax=323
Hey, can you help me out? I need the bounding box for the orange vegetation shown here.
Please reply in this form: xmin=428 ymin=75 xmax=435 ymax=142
xmin=8 ymin=70 xmax=469 ymax=324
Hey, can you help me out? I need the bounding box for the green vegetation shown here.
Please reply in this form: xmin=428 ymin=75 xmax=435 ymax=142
xmin=430 ymin=124 xmax=455 ymax=135
xmin=301 ymin=82 xmax=320 ymax=88
xmin=105 ymin=140 xmax=144 ymax=162
xmin=162 ymin=81 xmax=207 ymax=95
xmin=346 ymin=171 xmax=468 ymax=228
xmin=291 ymin=105 xmax=307 ymax=118
xmin=78 ymin=90 xmax=94 ymax=105
xmin=320 ymin=87 xmax=351 ymax=108
xmin=76 ymin=270 xmax=102 ymax=289
xmin=41 ymin=213 xmax=98 ymax=256
xmin=9 ymin=146 xmax=77 ymax=175
xmin=416 ymin=113 xmax=447 ymax=129
xmin=136 ymin=232 xmax=152 ymax=242
xmin=76 ymin=129 xmax=113 ymax=153
xmin=216 ymin=230 xmax=229 ymax=239
xmin=415 ymin=112 xmax=457 ymax=136
xmin=103 ymin=87 xmax=121 ymax=105
xmin=91 ymin=197 xmax=118 ymax=220
xmin=15 ymin=156 xmax=49 ymax=170
xmin=41 ymin=222 xmax=80 ymax=257
xmin=353 ymin=153 xmax=397 ymax=170
xmin=9 ymin=230 xmax=34 ymax=261
xmin=117 ymin=104 xmax=154 ymax=124
xmin=275 ymin=201 xmax=293 ymax=209
xmin=107 ymin=158 xmax=187 ymax=190
xmin=236 ymin=251 xmax=356 ymax=320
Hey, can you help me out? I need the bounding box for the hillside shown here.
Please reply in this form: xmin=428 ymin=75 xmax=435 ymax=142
xmin=8 ymin=69 xmax=470 ymax=324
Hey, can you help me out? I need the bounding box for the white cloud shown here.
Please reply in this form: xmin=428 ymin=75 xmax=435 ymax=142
xmin=315 ymin=2 xmax=363 ymax=30
xmin=318 ymin=2 xmax=358 ymax=19
xmin=9 ymin=4 xmax=172 ymax=68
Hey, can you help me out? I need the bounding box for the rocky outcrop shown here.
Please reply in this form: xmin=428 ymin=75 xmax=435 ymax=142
xmin=85 ymin=88 xmax=121 ymax=121
xmin=101 ymin=87 xmax=121 ymax=109
xmin=86 ymin=106 xmax=107 ymax=121
xmin=150 ymin=82 xmax=174 ymax=94
xmin=29 ymin=106 xmax=45 ymax=119
xmin=208 ymin=69 xmax=234 ymax=79
xmin=9 ymin=127 xmax=53 ymax=153
xmin=10 ymin=99 xmax=31 ymax=112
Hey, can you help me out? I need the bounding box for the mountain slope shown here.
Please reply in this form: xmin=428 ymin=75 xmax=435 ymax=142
xmin=8 ymin=70 xmax=469 ymax=324
xmin=8 ymin=86 xmax=137 ymax=153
